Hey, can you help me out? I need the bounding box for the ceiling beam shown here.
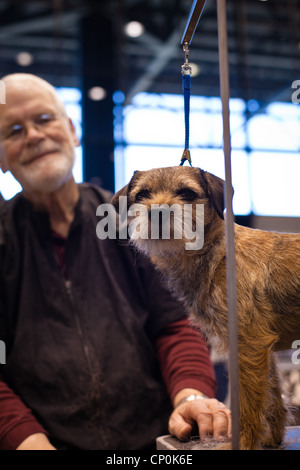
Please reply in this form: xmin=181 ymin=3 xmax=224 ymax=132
xmin=0 ymin=35 xmax=78 ymax=50
xmin=124 ymin=18 xmax=187 ymax=103
xmin=0 ymin=11 xmax=80 ymax=39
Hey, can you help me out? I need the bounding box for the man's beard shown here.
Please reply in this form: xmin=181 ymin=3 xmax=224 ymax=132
xmin=17 ymin=152 xmax=75 ymax=194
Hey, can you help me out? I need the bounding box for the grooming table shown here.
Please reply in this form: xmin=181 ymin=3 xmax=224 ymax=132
xmin=156 ymin=426 xmax=300 ymax=450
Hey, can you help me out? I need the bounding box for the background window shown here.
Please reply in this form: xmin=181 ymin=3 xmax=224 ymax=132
xmin=115 ymin=92 xmax=300 ymax=218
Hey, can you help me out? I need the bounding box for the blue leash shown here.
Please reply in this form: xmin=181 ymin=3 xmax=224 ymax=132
xmin=180 ymin=44 xmax=192 ymax=167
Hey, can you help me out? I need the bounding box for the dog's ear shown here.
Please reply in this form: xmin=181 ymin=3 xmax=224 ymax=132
xmin=200 ymin=170 xmax=225 ymax=219
xmin=111 ymin=170 xmax=142 ymax=212
xmin=111 ymin=184 xmax=129 ymax=212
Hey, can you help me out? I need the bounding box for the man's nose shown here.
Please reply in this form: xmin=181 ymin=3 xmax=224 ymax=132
xmin=25 ymin=123 xmax=45 ymax=142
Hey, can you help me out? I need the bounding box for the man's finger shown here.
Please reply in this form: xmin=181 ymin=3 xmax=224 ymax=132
xmin=168 ymin=410 xmax=194 ymax=441
xmin=212 ymin=408 xmax=231 ymax=438
xmin=206 ymin=401 xmax=231 ymax=438
xmin=194 ymin=407 xmax=214 ymax=439
xmin=169 ymin=398 xmax=232 ymax=443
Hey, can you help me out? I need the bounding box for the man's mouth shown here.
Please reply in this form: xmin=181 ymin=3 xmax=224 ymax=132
xmin=23 ymin=149 xmax=59 ymax=165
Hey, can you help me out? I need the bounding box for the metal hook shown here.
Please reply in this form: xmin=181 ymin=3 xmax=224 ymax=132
xmin=181 ymin=42 xmax=192 ymax=76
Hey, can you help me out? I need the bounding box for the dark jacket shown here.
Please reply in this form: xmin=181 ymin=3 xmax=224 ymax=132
xmin=0 ymin=184 xmax=186 ymax=450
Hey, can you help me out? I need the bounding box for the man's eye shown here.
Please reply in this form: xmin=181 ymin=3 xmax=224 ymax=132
xmin=37 ymin=114 xmax=54 ymax=125
xmin=176 ymin=188 xmax=199 ymax=201
xmin=8 ymin=125 xmax=23 ymax=137
xmin=135 ymin=189 xmax=151 ymax=202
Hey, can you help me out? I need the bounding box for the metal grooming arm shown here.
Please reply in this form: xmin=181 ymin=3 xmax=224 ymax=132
xmin=181 ymin=0 xmax=240 ymax=450
xmin=217 ymin=0 xmax=240 ymax=450
xmin=181 ymin=0 xmax=208 ymax=46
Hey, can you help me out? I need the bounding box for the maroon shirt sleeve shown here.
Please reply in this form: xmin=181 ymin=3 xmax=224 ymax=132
xmin=156 ymin=317 xmax=217 ymax=402
xmin=0 ymin=374 xmax=47 ymax=450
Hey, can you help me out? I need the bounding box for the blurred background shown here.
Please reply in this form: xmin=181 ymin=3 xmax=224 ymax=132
xmin=0 ymin=0 xmax=299 ymax=420
xmin=0 ymin=0 xmax=299 ymax=229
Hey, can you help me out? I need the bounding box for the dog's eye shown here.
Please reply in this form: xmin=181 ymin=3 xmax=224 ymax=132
xmin=176 ymin=188 xmax=198 ymax=201
xmin=135 ymin=189 xmax=151 ymax=202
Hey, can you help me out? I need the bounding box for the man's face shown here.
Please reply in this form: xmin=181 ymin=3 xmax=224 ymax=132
xmin=0 ymin=81 xmax=79 ymax=194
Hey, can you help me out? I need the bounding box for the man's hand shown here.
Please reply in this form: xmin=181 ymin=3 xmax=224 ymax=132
xmin=16 ymin=433 xmax=56 ymax=450
xmin=169 ymin=392 xmax=231 ymax=442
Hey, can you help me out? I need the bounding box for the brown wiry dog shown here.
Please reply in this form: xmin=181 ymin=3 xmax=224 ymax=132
xmin=112 ymin=166 xmax=300 ymax=450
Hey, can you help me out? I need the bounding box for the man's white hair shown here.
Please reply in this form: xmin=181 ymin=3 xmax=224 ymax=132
xmin=0 ymin=73 xmax=66 ymax=113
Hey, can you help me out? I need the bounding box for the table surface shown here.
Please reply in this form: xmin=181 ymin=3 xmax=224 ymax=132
xmin=156 ymin=426 xmax=300 ymax=450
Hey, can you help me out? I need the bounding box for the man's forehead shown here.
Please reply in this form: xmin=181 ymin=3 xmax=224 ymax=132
xmin=5 ymin=80 xmax=55 ymax=102
xmin=0 ymin=83 xmax=60 ymax=121
xmin=3 ymin=74 xmax=55 ymax=93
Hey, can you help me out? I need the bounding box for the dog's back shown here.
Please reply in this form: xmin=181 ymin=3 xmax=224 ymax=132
xmin=234 ymin=224 xmax=300 ymax=350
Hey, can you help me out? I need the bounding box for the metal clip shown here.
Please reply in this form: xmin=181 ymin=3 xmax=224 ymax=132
xmin=181 ymin=42 xmax=192 ymax=76
xmin=180 ymin=148 xmax=192 ymax=166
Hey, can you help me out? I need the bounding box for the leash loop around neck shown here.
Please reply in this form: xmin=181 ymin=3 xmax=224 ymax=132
xmin=180 ymin=42 xmax=192 ymax=167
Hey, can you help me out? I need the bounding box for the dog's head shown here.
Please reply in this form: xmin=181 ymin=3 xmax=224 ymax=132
xmin=111 ymin=166 xmax=225 ymax=257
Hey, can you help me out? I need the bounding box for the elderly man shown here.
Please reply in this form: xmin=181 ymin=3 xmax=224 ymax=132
xmin=0 ymin=73 xmax=230 ymax=450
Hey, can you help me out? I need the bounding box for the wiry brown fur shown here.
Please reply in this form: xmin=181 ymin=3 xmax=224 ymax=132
xmin=112 ymin=166 xmax=300 ymax=450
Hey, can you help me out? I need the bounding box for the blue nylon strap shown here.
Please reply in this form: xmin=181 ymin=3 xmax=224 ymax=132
xmin=183 ymin=73 xmax=191 ymax=150
xmin=180 ymin=72 xmax=192 ymax=166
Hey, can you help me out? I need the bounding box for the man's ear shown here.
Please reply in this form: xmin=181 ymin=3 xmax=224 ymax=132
xmin=0 ymin=158 xmax=8 ymax=173
xmin=68 ymin=118 xmax=80 ymax=148
xmin=0 ymin=145 xmax=9 ymax=173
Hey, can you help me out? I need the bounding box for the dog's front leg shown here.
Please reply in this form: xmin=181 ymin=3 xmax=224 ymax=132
xmin=237 ymin=331 xmax=279 ymax=450
xmin=259 ymin=354 xmax=287 ymax=448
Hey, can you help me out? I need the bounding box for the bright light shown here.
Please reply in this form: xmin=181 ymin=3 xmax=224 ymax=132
xmin=88 ymin=86 xmax=107 ymax=101
xmin=16 ymin=52 xmax=33 ymax=66
xmin=113 ymin=90 xmax=125 ymax=105
xmin=124 ymin=21 xmax=145 ymax=38
xmin=250 ymin=152 xmax=300 ymax=216
xmin=189 ymin=63 xmax=201 ymax=77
